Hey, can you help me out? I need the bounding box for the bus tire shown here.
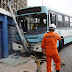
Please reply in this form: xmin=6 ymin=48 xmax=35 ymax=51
xmin=58 ymin=39 xmax=64 ymax=51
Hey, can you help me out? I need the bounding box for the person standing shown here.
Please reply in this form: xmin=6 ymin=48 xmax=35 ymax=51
xmin=41 ymin=23 xmax=61 ymax=72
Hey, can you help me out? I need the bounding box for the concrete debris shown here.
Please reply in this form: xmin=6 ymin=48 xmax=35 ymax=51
xmin=0 ymin=56 xmax=29 ymax=66
xmin=30 ymin=55 xmax=36 ymax=59
xmin=20 ymin=70 xmax=33 ymax=72
xmin=61 ymin=60 xmax=66 ymax=67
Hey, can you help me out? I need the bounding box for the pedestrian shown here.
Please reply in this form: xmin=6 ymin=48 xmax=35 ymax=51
xmin=41 ymin=23 xmax=61 ymax=72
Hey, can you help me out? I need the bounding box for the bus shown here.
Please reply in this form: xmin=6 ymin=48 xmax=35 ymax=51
xmin=16 ymin=6 xmax=72 ymax=52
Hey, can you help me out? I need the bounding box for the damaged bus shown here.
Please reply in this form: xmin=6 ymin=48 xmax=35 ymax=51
xmin=16 ymin=6 xmax=72 ymax=53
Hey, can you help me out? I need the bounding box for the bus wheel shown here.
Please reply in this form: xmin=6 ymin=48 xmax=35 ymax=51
xmin=58 ymin=39 xmax=64 ymax=51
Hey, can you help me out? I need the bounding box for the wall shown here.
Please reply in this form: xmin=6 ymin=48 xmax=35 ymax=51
xmin=0 ymin=0 xmax=27 ymax=14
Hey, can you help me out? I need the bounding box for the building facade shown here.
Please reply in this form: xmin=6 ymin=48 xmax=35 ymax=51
xmin=0 ymin=0 xmax=27 ymax=14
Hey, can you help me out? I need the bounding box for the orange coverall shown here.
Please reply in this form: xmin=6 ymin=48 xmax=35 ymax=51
xmin=41 ymin=31 xmax=61 ymax=72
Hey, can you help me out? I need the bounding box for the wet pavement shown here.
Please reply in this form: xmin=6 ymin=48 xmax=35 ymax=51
xmin=59 ymin=42 xmax=72 ymax=72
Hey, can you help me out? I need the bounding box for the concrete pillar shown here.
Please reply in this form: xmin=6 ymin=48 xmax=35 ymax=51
xmin=3 ymin=15 xmax=8 ymax=58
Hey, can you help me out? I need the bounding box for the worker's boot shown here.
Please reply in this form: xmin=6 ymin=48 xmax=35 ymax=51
xmin=56 ymin=70 xmax=60 ymax=72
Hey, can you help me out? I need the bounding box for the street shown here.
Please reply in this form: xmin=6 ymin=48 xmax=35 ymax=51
xmin=59 ymin=42 xmax=72 ymax=72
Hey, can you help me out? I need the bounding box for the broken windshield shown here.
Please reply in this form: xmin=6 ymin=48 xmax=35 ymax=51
xmin=17 ymin=13 xmax=47 ymax=35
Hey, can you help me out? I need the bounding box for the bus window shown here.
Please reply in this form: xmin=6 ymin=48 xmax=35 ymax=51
xmin=65 ymin=16 xmax=69 ymax=21
xmin=21 ymin=20 xmax=28 ymax=31
xmin=31 ymin=18 xmax=46 ymax=31
xmin=43 ymin=19 xmax=46 ymax=24
xmin=58 ymin=14 xmax=63 ymax=27
xmin=20 ymin=14 xmax=47 ymax=35
xmin=70 ymin=17 xmax=72 ymax=27
xmin=64 ymin=16 xmax=69 ymax=27
xmin=50 ymin=13 xmax=56 ymax=24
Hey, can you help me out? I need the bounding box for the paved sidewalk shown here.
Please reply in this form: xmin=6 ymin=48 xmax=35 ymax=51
xmin=0 ymin=57 xmax=56 ymax=72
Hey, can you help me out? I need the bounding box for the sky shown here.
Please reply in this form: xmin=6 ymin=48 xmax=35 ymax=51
xmin=28 ymin=0 xmax=72 ymax=15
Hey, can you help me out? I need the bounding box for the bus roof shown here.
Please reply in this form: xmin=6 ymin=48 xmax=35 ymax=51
xmin=16 ymin=6 xmax=48 ymax=17
xmin=16 ymin=6 xmax=72 ymax=17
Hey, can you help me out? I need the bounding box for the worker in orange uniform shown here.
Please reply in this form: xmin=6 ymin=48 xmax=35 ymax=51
xmin=41 ymin=23 xmax=61 ymax=72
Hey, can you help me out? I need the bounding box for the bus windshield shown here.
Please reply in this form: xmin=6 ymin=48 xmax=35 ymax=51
xmin=17 ymin=13 xmax=47 ymax=35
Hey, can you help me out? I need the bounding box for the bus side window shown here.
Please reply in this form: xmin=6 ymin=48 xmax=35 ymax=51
xmin=64 ymin=16 xmax=70 ymax=27
xmin=70 ymin=17 xmax=72 ymax=27
xmin=58 ymin=14 xmax=63 ymax=27
xmin=50 ymin=13 xmax=56 ymax=25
